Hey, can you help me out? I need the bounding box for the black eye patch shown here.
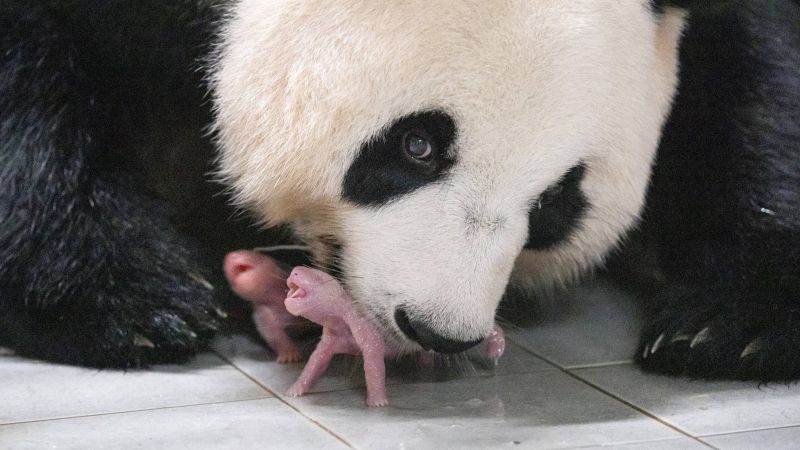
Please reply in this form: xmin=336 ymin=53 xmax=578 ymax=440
xmin=342 ymin=110 xmax=457 ymax=207
xmin=525 ymin=163 xmax=588 ymax=250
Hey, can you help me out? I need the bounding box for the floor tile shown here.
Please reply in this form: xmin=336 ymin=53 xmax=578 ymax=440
xmin=508 ymin=279 xmax=643 ymax=368
xmin=703 ymin=426 xmax=800 ymax=450
xmin=212 ymin=333 xmax=553 ymax=398
xmin=568 ymin=437 xmax=709 ymax=449
xmin=283 ymin=371 xmax=682 ymax=449
xmin=0 ymin=353 xmax=270 ymax=425
xmin=0 ymin=398 xmax=348 ymax=450
xmin=574 ymin=363 xmax=800 ymax=436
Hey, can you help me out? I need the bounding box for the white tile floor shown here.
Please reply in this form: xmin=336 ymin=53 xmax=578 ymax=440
xmin=3 ymin=278 xmax=800 ymax=449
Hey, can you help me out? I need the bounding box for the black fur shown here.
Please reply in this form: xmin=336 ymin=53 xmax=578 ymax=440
xmin=636 ymin=0 xmax=800 ymax=381
xmin=0 ymin=1 xmax=278 ymax=368
xmin=525 ymin=164 xmax=588 ymax=250
xmin=343 ymin=111 xmax=457 ymax=207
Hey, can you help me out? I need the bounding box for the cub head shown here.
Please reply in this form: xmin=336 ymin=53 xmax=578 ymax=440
xmin=212 ymin=0 xmax=686 ymax=353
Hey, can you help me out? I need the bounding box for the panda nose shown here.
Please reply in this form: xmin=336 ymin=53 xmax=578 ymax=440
xmin=394 ymin=307 xmax=482 ymax=353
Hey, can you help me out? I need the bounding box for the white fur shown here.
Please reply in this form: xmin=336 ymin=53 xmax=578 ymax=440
xmin=213 ymin=0 xmax=686 ymax=351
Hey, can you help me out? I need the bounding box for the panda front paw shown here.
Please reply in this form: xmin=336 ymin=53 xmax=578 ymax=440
xmin=4 ymin=266 xmax=226 ymax=369
xmin=636 ymin=285 xmax=800 ymax=382
xmin=103 ymin=269 xmax=227 ymax=368
xmin=111 ymin=302 xmax=221 ymax=368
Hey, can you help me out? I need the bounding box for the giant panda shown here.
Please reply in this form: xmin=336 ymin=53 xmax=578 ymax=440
xmin=1 ymin=0 xmax=798 ymax=380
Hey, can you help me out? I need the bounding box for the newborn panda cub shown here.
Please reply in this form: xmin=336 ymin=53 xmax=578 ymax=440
xmin=224 ymin=250 xmax=506 ymax=407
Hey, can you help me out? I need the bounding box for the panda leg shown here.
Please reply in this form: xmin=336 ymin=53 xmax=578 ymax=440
xmin=636 ymin=148 xmax=800 ymax=381
xmin=0 ymin=175 xmax=223 ymax=369
xmin=0 ymin=6 xmax=221 ymax=368
xmin=635 ymin=1 xmax=800 ymax=381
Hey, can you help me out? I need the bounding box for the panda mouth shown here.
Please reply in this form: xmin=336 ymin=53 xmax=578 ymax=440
xmin=393 ymin=308 xmax=420 ymax=344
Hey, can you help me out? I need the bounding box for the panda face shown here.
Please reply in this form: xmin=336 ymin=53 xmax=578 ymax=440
xmin=213 ymin=0 xmax=686 ymax=352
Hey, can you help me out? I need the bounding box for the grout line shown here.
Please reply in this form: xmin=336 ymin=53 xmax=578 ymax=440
xmin=499 ymin=341 xmax=573 ymax=371
xmin=699 ymin=423 xmax=800 ymax=439
xmin=564 ymin=360 xmax=634 ymax=370
xmin=562 ymin=437 xmax=713 ymax=450
xmin=0 ymin=397 xmax=275 ymax=427
xmin=564 ymin=370 xmax=716 ymax=449
xmin=214 ymin=350 xmax=355 ymax=449
xmin=508 ymin=345 xmax=717 ymax=449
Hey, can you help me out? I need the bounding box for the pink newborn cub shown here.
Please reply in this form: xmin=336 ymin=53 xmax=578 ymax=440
xmin=224 ymin=251 xmax=304 ymax=363
xmin=284 ymin=267 xmax=390 ymax=407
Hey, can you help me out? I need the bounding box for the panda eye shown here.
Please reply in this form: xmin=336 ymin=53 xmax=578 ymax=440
xmin=403 ymin=130 xmax=434 ymax=160
xmin=343 ymin=110 xmax=457 ymax=206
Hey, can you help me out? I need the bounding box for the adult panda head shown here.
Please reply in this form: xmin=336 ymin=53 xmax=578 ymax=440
xmin=212 ymin=0 xmax=686 ymax=354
